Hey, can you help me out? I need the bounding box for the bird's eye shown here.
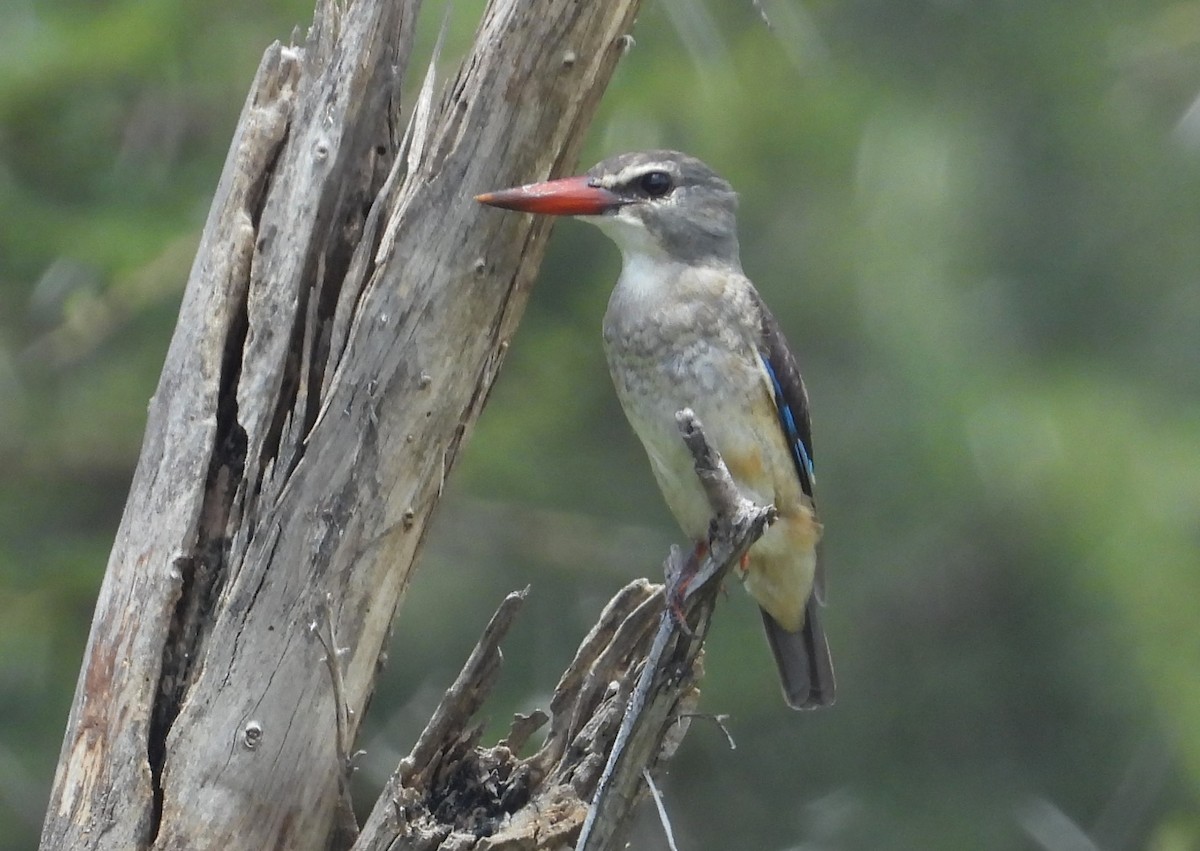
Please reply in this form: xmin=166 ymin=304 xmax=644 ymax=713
xmin=638 ymin=171 xmax=673 ymax=198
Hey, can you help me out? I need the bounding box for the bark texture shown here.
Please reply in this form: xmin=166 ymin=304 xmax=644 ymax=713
xmin=39 ymin=0 xmax=641 ymax=849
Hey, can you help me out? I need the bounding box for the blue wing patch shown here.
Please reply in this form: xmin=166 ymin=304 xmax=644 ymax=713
xmin=761 ymin=354 xmax=815 ymax=489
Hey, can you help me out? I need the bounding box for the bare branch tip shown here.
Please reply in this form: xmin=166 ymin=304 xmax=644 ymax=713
xmin=508 ymin=585 xmax=532 ymax=603
xmin=673 ymin=407 xmax=697 ymax=427
xmin=644 ymin=769 xmax=682 ymax=851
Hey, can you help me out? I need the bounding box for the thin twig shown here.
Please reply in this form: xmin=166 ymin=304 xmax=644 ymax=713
xmin=749 ymin=0 xmax=774 ymax=30
xmin=576 ymin=607 xmax=677 ymax=848
xmin=643 ymin=769 xmax=682 ymax=851
xmin=311 ymin=594 xmax=360 ymax=849
xmin=681 ymin=712 xmax=737 ymax=751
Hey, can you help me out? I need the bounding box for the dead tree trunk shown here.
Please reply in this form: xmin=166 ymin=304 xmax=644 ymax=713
xmin=38 ymin=1 xmax=643 ymax=849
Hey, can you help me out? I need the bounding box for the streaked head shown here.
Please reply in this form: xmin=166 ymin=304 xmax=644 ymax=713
xmin=476 ymin=150 xmax=741 ymax=268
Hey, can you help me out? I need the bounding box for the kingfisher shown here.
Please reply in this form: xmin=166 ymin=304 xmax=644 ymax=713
xmin=476 ymin=150 xmax=834 ymax=709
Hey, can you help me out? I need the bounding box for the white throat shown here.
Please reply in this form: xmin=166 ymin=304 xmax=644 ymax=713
xmin=615 ymin=247 xmax=686 ymax=304
xmin=589 ymin=210 xmax=681 ymax=304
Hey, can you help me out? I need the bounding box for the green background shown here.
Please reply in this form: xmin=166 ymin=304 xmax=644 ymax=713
xmin=2 ymin=0 xmax=1199 ymax=848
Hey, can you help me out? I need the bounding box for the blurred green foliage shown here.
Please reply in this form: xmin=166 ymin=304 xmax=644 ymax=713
xmin=2 ymin=0 xmax=1199 ymax=848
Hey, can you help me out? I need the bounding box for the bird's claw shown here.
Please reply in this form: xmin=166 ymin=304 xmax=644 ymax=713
xmin=663 ymin=541 xmax=707 ymax=637
xmin=666 ymin=583 xmax=696 ymax=637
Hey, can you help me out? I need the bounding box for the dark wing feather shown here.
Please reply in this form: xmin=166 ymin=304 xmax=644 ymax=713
xmin=749 ymin=288 xmax=834 ymax=706
xmin=750 ymin=291 xmax=816 ymax=498
xmin=750 ymin=288 xmax=826 ymax=605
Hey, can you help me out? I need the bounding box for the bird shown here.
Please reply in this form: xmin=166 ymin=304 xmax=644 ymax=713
xmin=476 ymin=150 xmax=834 ymax=710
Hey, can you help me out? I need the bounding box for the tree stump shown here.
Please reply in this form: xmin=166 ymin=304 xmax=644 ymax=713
xmin=39 ymin=1 xmax=642 ymax=848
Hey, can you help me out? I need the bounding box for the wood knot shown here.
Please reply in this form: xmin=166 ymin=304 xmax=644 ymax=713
xmin=242 ymin=720 xmax=263 ymax=750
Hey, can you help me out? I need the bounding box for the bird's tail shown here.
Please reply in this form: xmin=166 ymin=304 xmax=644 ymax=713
xmin=760 ymin=598 xmax=835 ymax=710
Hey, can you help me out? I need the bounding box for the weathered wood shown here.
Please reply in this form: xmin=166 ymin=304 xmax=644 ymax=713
xmin=336 ymin=413 xmax=774 ymax=851
xmin=574 ymin=411 xmax=776 ymax=851
xmin=349 ymin=580 xmax=663 ymax=851
xmin=38 ymin=0 xmax=641 ymax=849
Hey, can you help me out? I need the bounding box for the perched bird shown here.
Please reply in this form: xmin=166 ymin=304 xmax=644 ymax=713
xmin=476 ymin=150 xmax=834 ymax=709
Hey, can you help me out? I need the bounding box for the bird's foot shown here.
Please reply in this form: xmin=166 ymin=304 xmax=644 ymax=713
xmin=667 ymin=594 xmax=693 ymax=637
xmin=665 ymin=541 xmax=706 ymax=637
xmin=735 ymin=550 xmax=750 ymax=579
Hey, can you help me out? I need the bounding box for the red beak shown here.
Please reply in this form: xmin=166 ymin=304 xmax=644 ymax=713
xmin=475 ymin=175 xmax=622 ymax=216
